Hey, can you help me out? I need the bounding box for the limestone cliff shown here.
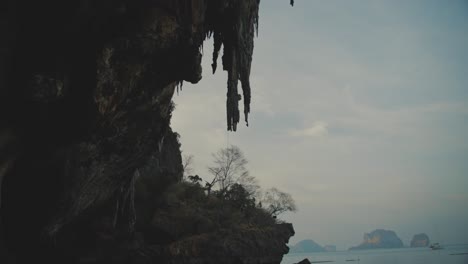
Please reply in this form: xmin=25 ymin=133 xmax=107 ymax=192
xmin=0 ymin=0 xmax=294 ymax=263
xmin=349 ymin=229 xmax=403 ymax=250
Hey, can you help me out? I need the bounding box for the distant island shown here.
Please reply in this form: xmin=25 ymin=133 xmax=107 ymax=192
xmin=410 ymin=233 xmax=430 ymax=247
xmin=349 ymin=229 xmax=404 ymax=250
xmin=290 ymin=239 xmax=326 ymax=253
xmin=290 ymin=230 xmax=430 ymax=253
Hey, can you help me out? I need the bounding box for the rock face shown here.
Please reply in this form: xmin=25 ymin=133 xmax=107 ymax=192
xmin=349 ymin=229 xmax=403 ymax=250
xmin=0 ymin=1 xmax=294 ymax=263
xmin=158 ymin=224 xmax=295 ymax=264
xmin=410 ymin=233 xmax=430 ymax=247
xmin=290 ymin=239 xmax=326 ymax=253
xmin=295 ymin=259 xmax=312 ymax=264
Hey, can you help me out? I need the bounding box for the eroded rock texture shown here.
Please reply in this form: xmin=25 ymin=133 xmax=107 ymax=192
xmin=349 ymin=229 xmax=404 ymax=250
xmin=0 ymin=0 xmax=294 ymax=263
xmin=160 ymin=224 xmax=295 ymax=264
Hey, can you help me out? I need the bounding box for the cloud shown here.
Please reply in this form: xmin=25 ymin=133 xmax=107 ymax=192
xmin=289 ymin=121 xmax=328 ymax=137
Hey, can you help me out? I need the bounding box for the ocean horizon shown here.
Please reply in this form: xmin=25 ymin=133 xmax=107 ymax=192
xmin=282 ymin=244 xmax=468 ymax=264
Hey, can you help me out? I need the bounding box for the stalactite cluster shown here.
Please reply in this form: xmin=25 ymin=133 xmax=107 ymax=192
xmin=204 ymin=0 xmax=260 ymax=131
xmin=201 ymin=0 xmax=293 ymax=131
xmin=148 ymin=0 xmax=262 ymax=131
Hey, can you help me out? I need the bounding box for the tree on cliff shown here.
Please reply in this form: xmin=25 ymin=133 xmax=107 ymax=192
xmin=224 ymin=183 xmax=257 ymax=211
xmin=207 ymin=145 xmax=258 ymax=197
xmin=262 ymin=187 xmax=297 ymax=217
xmin=182 ymin=154 xmax=195 ymax=178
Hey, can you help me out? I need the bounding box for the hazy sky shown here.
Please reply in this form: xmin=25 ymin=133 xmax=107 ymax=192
xmin=172 ymin=0 xmax=468 ymax=250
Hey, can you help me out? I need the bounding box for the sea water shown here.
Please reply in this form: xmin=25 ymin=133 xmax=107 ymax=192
xmin=281 ymin=245 xmax=468 ymax=264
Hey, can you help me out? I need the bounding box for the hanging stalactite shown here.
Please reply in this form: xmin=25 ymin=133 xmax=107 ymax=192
xmin=204 ymin=0 xmax=260 ymax=131
xmin=186 ymin=0 xmax=292 ymax=131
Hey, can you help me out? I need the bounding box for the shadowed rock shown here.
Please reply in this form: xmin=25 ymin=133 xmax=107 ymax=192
xmin=0 ymin=1 xmax=295 ymax=263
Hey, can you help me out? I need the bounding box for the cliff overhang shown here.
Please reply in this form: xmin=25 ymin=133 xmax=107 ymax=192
xmin=0 ymin=1 xmax=294 ymax=263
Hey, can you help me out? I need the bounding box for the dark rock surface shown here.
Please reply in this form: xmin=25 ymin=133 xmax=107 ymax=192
xmin=410 ymin=233 xmax=430 ymax=247
xmin=139 ymin=176 xmax=295 ymax=264
xmin=349 ymin=229 xmax=403 ymax=250
xmin=0 ymin=1 xmax=294 ymax=263
xmin=158 ymin=223 xmax=295 ymax=264
xmin=290 ymin=239 xmax=326 ymax=253
xmin=295 ymin=258 xmax=312 ymax=264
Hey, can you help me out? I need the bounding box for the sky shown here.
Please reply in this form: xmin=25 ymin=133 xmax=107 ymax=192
xmin=172 ymin=0 xmax=468 ymax=250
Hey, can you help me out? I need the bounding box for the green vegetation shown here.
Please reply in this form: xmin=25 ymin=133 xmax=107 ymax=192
xmin=146 ymin=145 xmax=296 ymax=244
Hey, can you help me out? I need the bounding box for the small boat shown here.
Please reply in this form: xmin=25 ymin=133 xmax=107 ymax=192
xmin=429 ymin=243 xmax=443 ymax=250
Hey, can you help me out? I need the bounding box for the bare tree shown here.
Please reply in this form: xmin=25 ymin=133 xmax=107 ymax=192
xmin=207 ymin=145 xmax=258 ymax=197
xmin=262 ymin=187 xmax=297 ymax=217
xmin=182 ymin=154 xmax=194 ymax=178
